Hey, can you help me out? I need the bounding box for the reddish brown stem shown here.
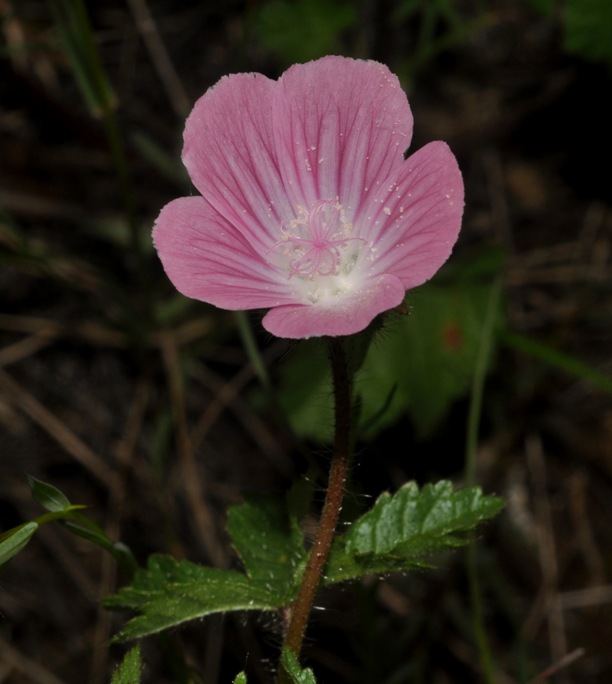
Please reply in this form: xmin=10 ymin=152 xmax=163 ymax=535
xmin=276 ymin=337 xmax=352 ymax=683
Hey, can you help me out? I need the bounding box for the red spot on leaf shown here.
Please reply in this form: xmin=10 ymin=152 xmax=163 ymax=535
xmin=442 ymin=321 xmax=463 ymax=351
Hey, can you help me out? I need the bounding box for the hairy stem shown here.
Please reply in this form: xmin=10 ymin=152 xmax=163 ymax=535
xmin=276 ymin=337 xmax=352 ymax=683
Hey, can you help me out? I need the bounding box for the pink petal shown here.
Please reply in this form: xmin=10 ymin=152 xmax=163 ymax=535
xmin=154 ymin=57 xmax=464 ymax=340
xmin=153 ymin=197 xmax=295 ymax=309
xmin=272 ymin=56 xmax=413 ymax=218
xmin=361 ymin=141 xmax=464 ymax=289
xmin=182 ymin=73 xmax=293 ymax=254
xmin=262 ymin=273 xmax=406 ymax=339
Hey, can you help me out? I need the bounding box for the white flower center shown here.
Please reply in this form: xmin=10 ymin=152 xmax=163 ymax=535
xmin=272 ymin=200 xmax=366 ymax=304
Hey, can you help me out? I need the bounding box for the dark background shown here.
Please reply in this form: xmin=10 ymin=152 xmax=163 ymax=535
xmin=1 ymin=1 xmax=611 ymax=682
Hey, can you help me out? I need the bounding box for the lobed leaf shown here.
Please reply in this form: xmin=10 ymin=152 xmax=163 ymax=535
xmin=227 ymin=497 xmax=307 ymax=592
xmin=281 ymin=649 xmax=318 ymax=684
xmin=105 ymin=485 xmax=503 ymax=642
xmin=106 ymin=497 xmax=310 ymax=642
xmin=326 ymin=481 xmax=503 ymax=583
xmin=348 ymin=481 xmax=503 ymax=556
xmin=111 ymin=645 xmax=141 ymax=684
xmin=324 ymin=538 xmax=429 ymax=585
xmin=105 ymin=555 xmax=290 ymax=641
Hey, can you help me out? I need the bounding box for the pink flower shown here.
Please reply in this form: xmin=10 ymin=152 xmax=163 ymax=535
xmin=153 ymin=56 xmax=463 ymax=339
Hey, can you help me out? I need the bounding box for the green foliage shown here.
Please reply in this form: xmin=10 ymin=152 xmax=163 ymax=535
xmin=325 ymin=481 xmax=504 ymax=583
xmin=277 ymin=339 xmax=333 ymax=442
xmin=282 ymin=648 xmax=318 ymax=683
xmin=106 ymin=498 xmax=307 ymax=641
xmin=105 ymin=556 xmax=288 ymax=641
xmin=0 ymin=522 xmax=38 ymax=568
xmin=106 ymin=484 xmax=502 ymax=641
xmin=51 ymin=0 xmax=143 ymax=290
xmin=111 ymin=645 xmax=142 ymax=684
xmin=28 ymin=475 xmax=72 ymax=512
xmin=528 ymin=0 xmax=554 ymax=12
xmin=392 ymin=0 xmax=467 ymax=75
xmin=530 ymin=0 xmax=612 ymax=69
xmin=50 ymin=0 xmax=116 ymax=116
xmin=228 ymin=649 xmax=317 ymax=684
xmin=228 ymin=497 xmax=308 ymax=589
xmin=279 ymin=276 xmax=501 ymax=441
xmin=564 ymin=0 xmax=612 ymax=67
xmin=0 ymin=476 xmax=136 ymax=575
xmin=251 ymin=0 xmax=356 ymax=65
xmin=360 ymin=282 xmax=500 ymax=438
xmin=63 ymin=516 xmax=137 ymax=576
xmin=345 ymin=481 xmax=503 ymax=556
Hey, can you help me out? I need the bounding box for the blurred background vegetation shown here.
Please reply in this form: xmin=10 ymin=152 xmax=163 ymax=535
xmin=1 ymin=0 xmax=611 ymax=682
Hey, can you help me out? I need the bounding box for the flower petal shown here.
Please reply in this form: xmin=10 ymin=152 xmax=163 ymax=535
xmin=262 ymin=273 xmax=405 ymax=338
xmin=361 ymin=141 xmax=464 ymax=289
xmin=182 ymin=73 xmax=292 ymax=253
xmin=153 ymin=197 xmax=294 ymax=309
xmin=272 ymin=56 xmax=413 ymax=218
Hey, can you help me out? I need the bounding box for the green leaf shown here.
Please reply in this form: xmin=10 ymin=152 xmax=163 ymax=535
xmin=252 ymin=0 xmax=356 ymax=65
xmin=51 ymin=0 xmax=117 ymax=116
xmin=105 ymin=555 xmax=288 ymax=641
xmin=347 ymin=481 xmax=503 ymax=556
xmin=233 ymin=673 xmax=248 ymax=684
xmin=107 ymin=498 xmax=311 ymax=642
xmin=279 ymin=277 xmax=501 ymax=441
xmin=531 ymin=0 xmax=612 ymax=69
xmin=281 ymin=648 xmax=318 ymax=684
xmin=563 ymin=0 xmax=612 ymax=69
xmin=63 ymin=514 xmax=137 ymax=576
xmin=277 ymin=339 xmax=333 ymax=443
xmin=324 ymin=538 xmax=428 ymax=585
xmin=0 ymin=522 xmax=38 ymax=567
xmin=358 ymin=282 xmax=501 ymax=439
xmin=527 ymin=0 xmax=554 ymax=13
xmin=28 ymin=475 xmax=71 ymax=512
xmin=28 ymin=484 xmax=136 ymax=575
xmin=64 ymin=514 xmax=113 ymax=549
xmin=325 ymin=481 xmax=504 ymax=583
xmin=227 ymin=497 xmax=307 ymax=594
xmin=111 ymin=645 xmax=141 ymax=684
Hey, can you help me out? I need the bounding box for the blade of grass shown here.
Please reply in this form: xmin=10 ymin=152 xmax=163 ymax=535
xmin=464 ymin=277 xmax=502 ymax=683
xmin=50 ymin=0 xmax=148 ymax=322
xmin=234 ymin=311 xmax=272 ymax=393
xmin=51 ymin=0 xmax=117 ymax=116
xmin=500 ymin=329 xmax=612 ymax=395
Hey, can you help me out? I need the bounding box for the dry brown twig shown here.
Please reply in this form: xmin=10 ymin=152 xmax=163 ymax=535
xmin=0 ymin=367 xmax=116 ymax=488
xmin=159 ymin=330 xmax=226 ymax=567
xmin=125 ymin=0 xmax=191 ymax=118
xmin=523 ymin=433 xmax=570 ymax=684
